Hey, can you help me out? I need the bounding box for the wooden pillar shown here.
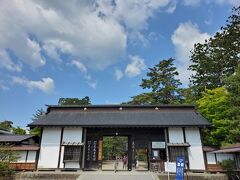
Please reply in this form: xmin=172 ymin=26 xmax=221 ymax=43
xmin=128 ymin=135 xmax=133 ymax=171
xmin=81 ymin=128 xmax=87 ymax=170
xmin=57 ymin=127 xmax=64 ymax=169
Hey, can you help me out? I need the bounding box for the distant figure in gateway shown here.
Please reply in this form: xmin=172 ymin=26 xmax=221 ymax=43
xmin=114 ymin=156 xmax=119 ymax=172
xmin=122 ymin=155 xmax=128 ymax=169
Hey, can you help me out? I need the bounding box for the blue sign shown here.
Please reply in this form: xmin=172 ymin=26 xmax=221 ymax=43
xmin=175 ymin=156 xmax=185 ymax=180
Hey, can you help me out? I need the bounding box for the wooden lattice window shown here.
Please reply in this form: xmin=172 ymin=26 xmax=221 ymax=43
xmin=63 ymin=146 xmax=81 ymax=161
xmin=169 ymin=146 xmax=188 ymax=162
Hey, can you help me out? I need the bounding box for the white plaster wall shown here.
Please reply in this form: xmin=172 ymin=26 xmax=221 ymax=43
xmin=27 ymin=151 xmax=36 ymax=163
xmin=206 ymin=153 xmax=216 ymax=164
xmin=185 ymin=127 xmax=205 ymax=170
xmin=38 ymin=127 xmax=61 ymax=168
xmin=59 ymin=146 xmax=65 ymax=168
xmin=62 ymin=127 xmax=83 ymax=143
xmin=164 ymin=162 xmax=176 ymax=173
xmin=17 ymin=151 xmax=27 ymax=162
xmin=59 ymin=127 xmax=83 ymax=169
xmin=216 ymin=153 xmax=234 ymax=162
xmin=65 ymin=162 xmax=80 ymax=169
xmin=168 ymin=128 xmax=184 ymax=143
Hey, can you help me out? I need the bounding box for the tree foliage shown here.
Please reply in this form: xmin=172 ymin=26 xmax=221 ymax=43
xmin=197 ymin=87 xmax=240 ymax=145
xmin=125 ymin=58 xmax=182 ymax=105
xmin=58 ymin=96 xmax=91 ymax=106
xmin=0 ymin=121 xmax=26 ymax=135
xmin=140 ymin=58 xmax=182 ymax=104
xmin=0 ymin=144 xmax=18 ymax=177
xmin=197 ymin=88 xmax=231 ymax=145
xmin=189 ymin=6 xmax=240 ymax=96
xmin=103 ymin=136 xmax=128 ymax=160
xmin=12 ymin=126 xmax=26 ymax=135
xmin=30 ymin=108 xmax=45 ymax=136
xmin=0 ymin=121 xmax=13 ymax=131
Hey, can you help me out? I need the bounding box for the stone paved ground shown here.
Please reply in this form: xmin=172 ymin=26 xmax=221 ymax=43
xmin=78 ymin=171 xmax=158 ymax=180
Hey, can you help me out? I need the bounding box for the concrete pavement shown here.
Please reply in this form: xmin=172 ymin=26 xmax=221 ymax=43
xmin=78 ymin=171 xmax=158 ymax=180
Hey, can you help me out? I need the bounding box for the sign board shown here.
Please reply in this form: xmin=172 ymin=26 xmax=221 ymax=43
xmin=98 ymin=140 xmax=103 ymax=160
xmin=176 ymin=156 xmax=185 ymax=180
xmin=152 ymin=141 xmax=165 ymax=149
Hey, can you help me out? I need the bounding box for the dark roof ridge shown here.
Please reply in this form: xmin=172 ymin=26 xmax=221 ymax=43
xmin=46 ymin=104 xmax=195 ymax=108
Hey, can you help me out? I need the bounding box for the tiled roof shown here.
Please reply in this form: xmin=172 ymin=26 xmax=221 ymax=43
xmin=29 ymin=105 xmax=211 ymax=127
xmin=0 ymin=134 xmax=35 ymax=142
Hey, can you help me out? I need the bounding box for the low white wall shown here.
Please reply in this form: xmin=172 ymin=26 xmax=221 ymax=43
xmin=38 ymin=127 xmax=61 ymax=168
xmin=185 ymin=127 xmax=205 ymax=170
xmin=27 ymin=151 xmax=37 ymax=163
xmin=216 ymin=153 xmax=234 ymax=162
xmin=65 ymin=162 xmax=80 ymax=169
xmin=206 ymin=152 xmax=234 ymax=164
xmin=206 ymin=152 xmax=216 ymax=164
xmin=164 ymin=162 xmax=176 ymax=173
xmin=17 ymin=151 xmax=27 ymax=162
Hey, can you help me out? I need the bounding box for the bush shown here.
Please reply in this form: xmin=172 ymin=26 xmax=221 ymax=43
xmin=218 ymin=159 xmax=236 ymax=170
xmin=0 ymin=144 xmax=18 ymax=177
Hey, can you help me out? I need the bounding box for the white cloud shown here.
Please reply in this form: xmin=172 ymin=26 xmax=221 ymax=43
xmin=115 ymin=69 xmax=124 ymax=80
xmin=166 ymin=0 xmax=177 ymax=13
xmin=70 ymin=60 xmax=97 ymax=89
xmin=183 ymin=0 xmax=240 ymax=6
xmin=214 ymin=0 xmax=240 ymax=6
xmin=71 ymin=60 xmax=87 ymax=74
xmin=125 ymin=55 xmax=146 ymax=77
xmin=0 ymin=0 xmax=172 ymax=71
xmin=171 ymin=21 xmax=210 ymax=85
xmin=0 ymin=50 xmax=22 ymax=72
xmin=172 ymin=21 xmax=210 ymax=64
xmin=12 ymin=76 xmax=55 ymax=93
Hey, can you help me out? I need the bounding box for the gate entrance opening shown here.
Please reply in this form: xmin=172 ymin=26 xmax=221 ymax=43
xmin=102 ymin=136 xmax=128 ymax=171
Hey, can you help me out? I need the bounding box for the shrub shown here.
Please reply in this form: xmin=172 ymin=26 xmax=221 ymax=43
xmin=0 ymin=144 xmax=18 ymax=177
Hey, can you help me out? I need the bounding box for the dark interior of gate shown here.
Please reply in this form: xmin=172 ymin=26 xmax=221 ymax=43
xmin=84 ymin=127 xmax=166 ymax=171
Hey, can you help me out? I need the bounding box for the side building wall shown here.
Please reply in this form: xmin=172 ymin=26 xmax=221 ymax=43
xmin=168 ymin=127 xmax=205 ymax=171
xmin=38 ymin=127 xmax=83 ymax=169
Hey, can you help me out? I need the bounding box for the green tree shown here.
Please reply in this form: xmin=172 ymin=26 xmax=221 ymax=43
xmin=224 ymin=65 xmax=240 ymax=142
xmin=196 ymin=87 xmax=239 ymax=145
xmin=189 ymin=6 xmax=240 ymax=96
xmin=58 ymin=96 xmax=91 ymax=106
xmin=123 ymin=92 xmax=157 ymax=105
xmin=12 ymin=126 xmax=26 ymax=135
xmin=30 ymin=108 xmax=45 ymax=136
xmin=0 ymin=120 xmax=13 ymax=131
xmin=140 ymin=58 xmax=182 ymax=104
xmin=0 ymin=144 xmax=18 ymax=177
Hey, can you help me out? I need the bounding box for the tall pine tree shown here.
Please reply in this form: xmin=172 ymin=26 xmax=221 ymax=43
xmin=189 ymin=6 xmax=240 ymax=96
xmin=140 ymin=58 xmax=182 ymax=104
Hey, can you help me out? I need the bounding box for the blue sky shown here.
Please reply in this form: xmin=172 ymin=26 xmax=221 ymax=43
xmin=0 ymin=0 xmax=239 ymax=128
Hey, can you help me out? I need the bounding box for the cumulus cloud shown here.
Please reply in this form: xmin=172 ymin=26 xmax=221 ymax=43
xmin=125 ymin=55 xmax=146 ymax=77
xmin=183 ymin=0 xmax=240 ymax=6
xmin=0 ymin=50 xmax=22 ymax=72
xmin=115 ymin=69 xmax=124 ymax=80
xmin=172 ymin=22 xmax=210 ymax=63
xmin=12 ymin=76 xmax=55 ymax=93
xmin=171 ymin=21 xmax=210 ymax=85
xmin=0 ymin=0 xmax=172 ymax=72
